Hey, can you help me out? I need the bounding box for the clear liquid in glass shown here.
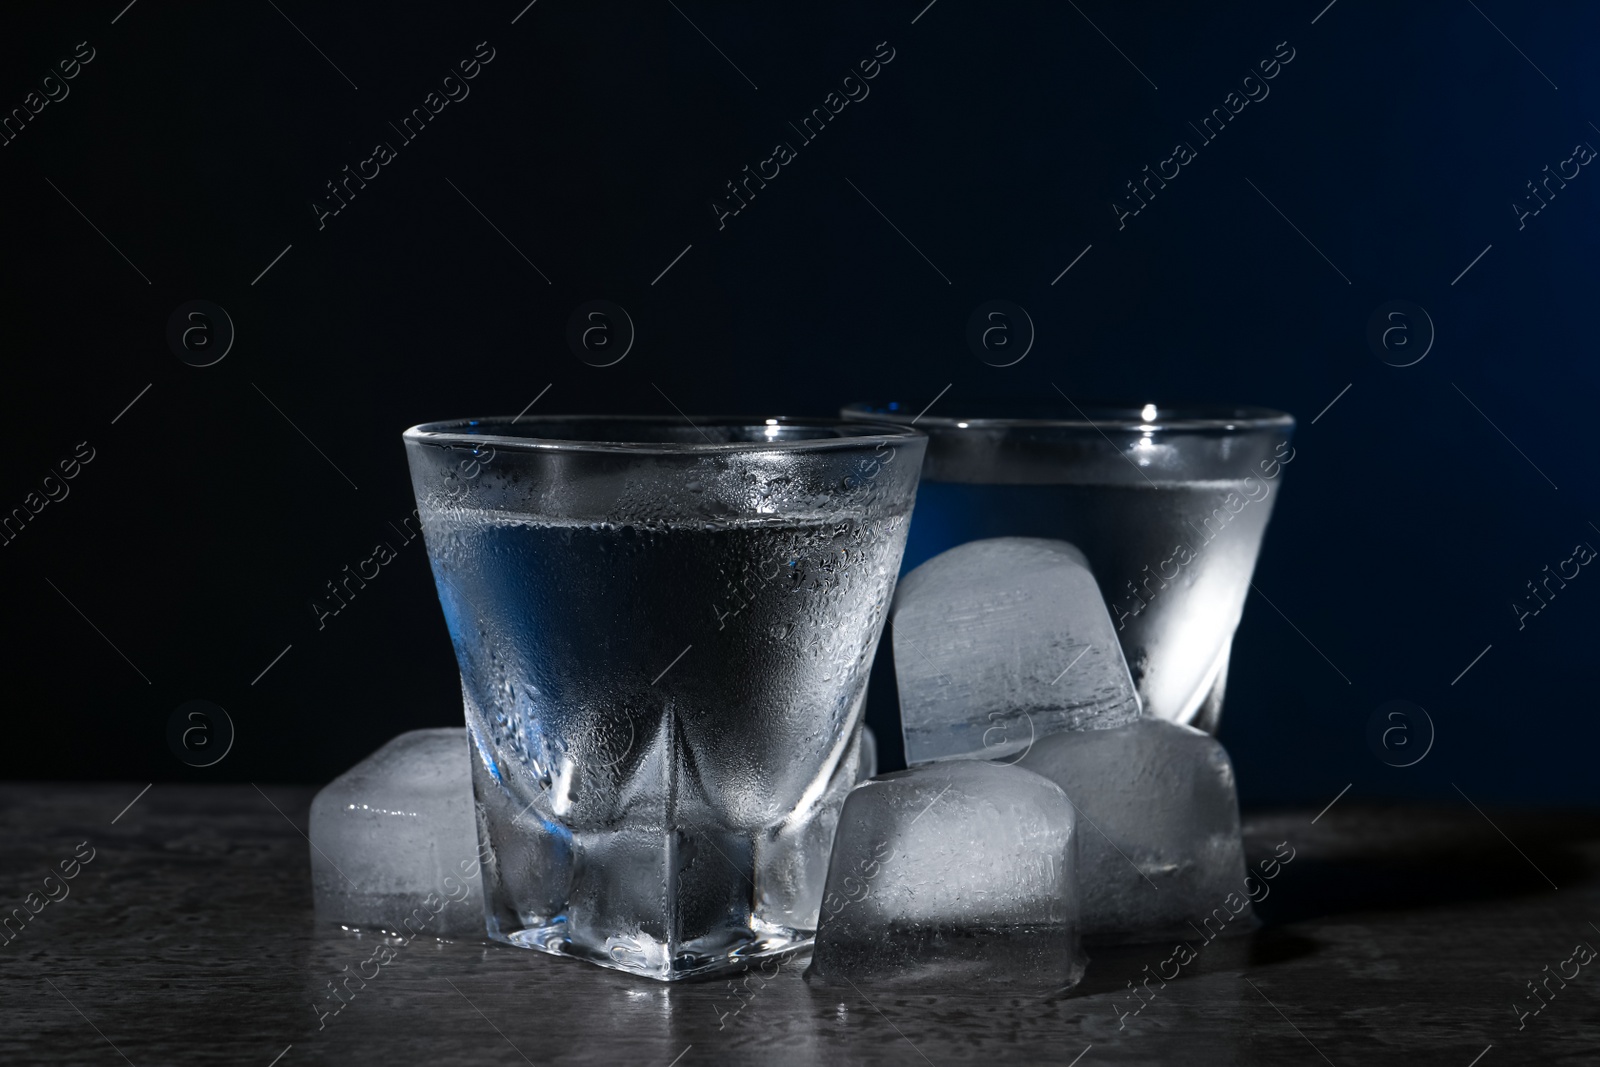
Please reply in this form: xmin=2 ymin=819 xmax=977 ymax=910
xmin=426 ymin=511 xmax=907 ymax=977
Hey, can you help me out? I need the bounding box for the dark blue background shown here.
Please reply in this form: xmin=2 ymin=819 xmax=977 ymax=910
xmin=2 ymin=1 xmax=1594 ymax=808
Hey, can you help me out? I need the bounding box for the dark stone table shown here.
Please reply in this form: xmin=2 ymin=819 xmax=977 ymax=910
xmin=3 ymin=784 xmax=1597 ymax=1065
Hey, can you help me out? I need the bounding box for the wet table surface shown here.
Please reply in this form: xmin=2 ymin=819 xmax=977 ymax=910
xmin=2 ymin=783 xmax=1598 ymax=1066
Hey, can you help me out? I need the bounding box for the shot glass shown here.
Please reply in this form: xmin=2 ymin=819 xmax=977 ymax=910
xmin=403 ymin=416 xmax=925 ymax=980
xmin=842 ymin=402 xmax=1294 ymax=731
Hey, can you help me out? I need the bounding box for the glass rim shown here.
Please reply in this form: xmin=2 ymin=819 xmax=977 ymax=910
xmin=841 ymin=401 xmax=1295 ymax=434
xmin=403 ymin=414 xmax=926 ymax=455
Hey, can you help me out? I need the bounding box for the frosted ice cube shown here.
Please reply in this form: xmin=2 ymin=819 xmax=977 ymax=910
xmin=893 ymin=537 xmax=1141 ymax=765
xmin=309 ymin=728 xmax=485 ymax=938
xmin=807 ymin=760 xmax=1084 ymax=990
xmin=1016 ymin=717 xmax=1250 ymax=944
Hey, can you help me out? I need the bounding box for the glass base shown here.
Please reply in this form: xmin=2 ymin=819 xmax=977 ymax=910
xmin=467 ymin=707 xmax=864 ymax=982
xmin=489 ymin=914 xmax=811 ymax=981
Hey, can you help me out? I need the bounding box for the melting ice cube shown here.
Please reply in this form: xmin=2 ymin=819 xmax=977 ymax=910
xmin=1016 ymin=717 xmax=1250 ymax=943
xmin=308 ymin=728 xmax=485 ymax=938
xmin=893 ymin=537 xmax=1140 ymax=765
xmin=807 ymin=759 xmax=1084 ymax=990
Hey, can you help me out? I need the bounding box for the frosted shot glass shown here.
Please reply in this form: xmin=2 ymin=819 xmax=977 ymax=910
xmin=403 ymin=416 xmax=925 ymax=979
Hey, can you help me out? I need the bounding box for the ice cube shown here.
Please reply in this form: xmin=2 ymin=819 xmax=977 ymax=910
xmin=892 ymin=537 xmax=1141 ymax=765
xmin=309 ymin=728 xmax=486 ymax=938
xmin=807 ymin=760 xmax=1084 ymax=990
xmin=1015 ymin=717 xmax=1250 ymax=944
